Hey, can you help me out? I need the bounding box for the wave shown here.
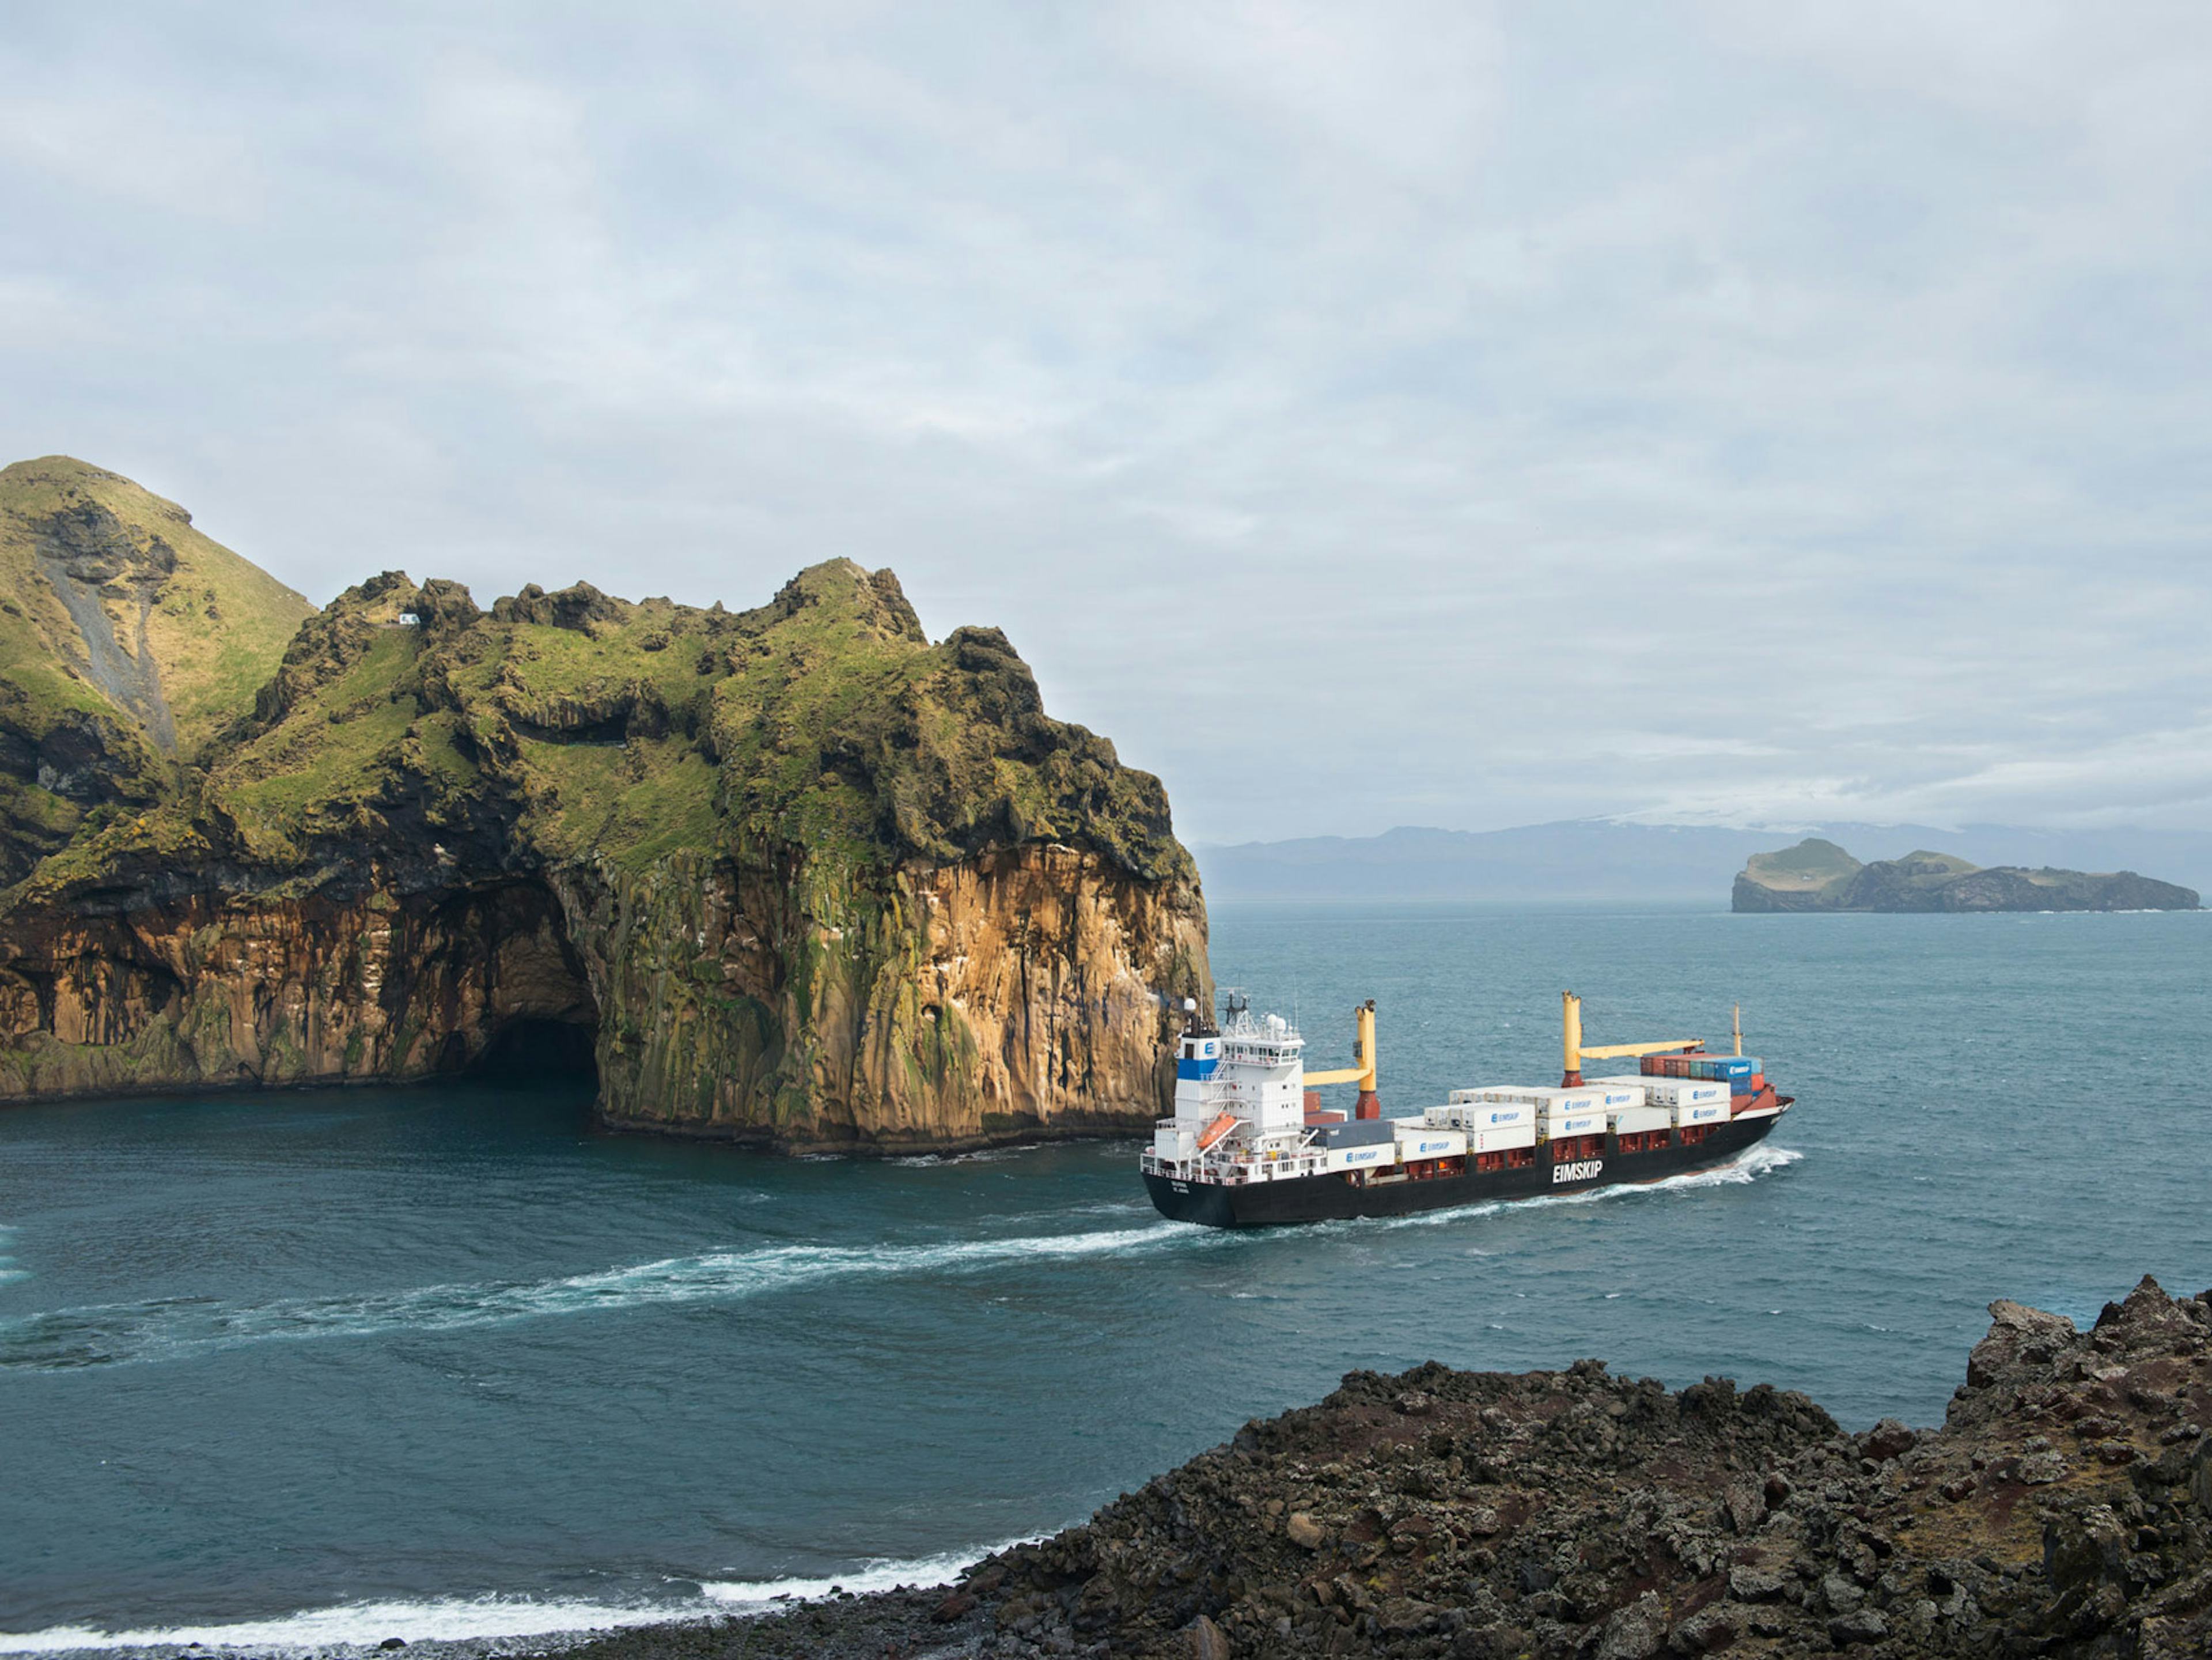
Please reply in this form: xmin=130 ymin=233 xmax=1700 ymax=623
xmin=886 ymin=1146 xmax=1021 ymax=1167
xmin=0 ymin=1538 xmax=1037 ymax=1656
xmin=1325 ymin=1141 xmax=1804 ymax=1235
xmin=0 ymin=1595 xmax=685 ymax=1656
xmin=0 ymin=1224 xmax=22 ymax=1288
xmin=698 ymin=1532 xmax=1037 ymax=1610
xmin=0 ymin=1223 xmax=1218 ymax=1372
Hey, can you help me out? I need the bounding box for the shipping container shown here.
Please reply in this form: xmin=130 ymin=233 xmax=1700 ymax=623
xmin=1392 ymin=1125 xmax=1468 ymax=1159
xmin=1542 ymin=1109 xmax=1605 ymax=1139
xmin=1471 ymin=1122 xmax=1538 ymax=1154
xmin=1606 ymin=1105 xmax=1671 ymax=1136
xmin=1531 ymin=1086 xmax=1609 ymax=1113
xmin=1684 ymin=1059 xmax=1755 ymax=1087
xmin=1675 ymin=1098 xmax=1732 ymax=1128
xmin=1154 ymin=1126 xmax=1196 ymax=1162
xmin=1318 ymin=1118 xmax=1395 ymax=1148
xmin=1426 ymin=1101 xmax=1536 ymax=1132
xmin=1605 ymin=1075 xmax=1729 ymax=1107
xmin=1469 ymin=1101 xmax=1533 ymax=1130
xmin=1323 ymin=1140 xmax=1399 ymax=1174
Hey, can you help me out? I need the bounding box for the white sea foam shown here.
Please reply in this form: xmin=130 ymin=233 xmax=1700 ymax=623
xmin=699 ymin=1533 xmax=1039 ymax=1609
xmin=0 ymin=1595 xmax=684 ymax=1656
xmin=1335 ymin=1141 xmax=1803 ymax=1235
xmin=886 ymin=1145 xmax=1022 ymax=1167
xmin=0 ymin=1223 xmax=1219 ymax=1371
xmin=0 ymin=1538 xmax=1041 ymax=1656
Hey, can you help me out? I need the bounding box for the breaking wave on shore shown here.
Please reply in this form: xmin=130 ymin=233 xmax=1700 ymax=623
xmin=0 ymin=1529 xmax=1046 ymax=1657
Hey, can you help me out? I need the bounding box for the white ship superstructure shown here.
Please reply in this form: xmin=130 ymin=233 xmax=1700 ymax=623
xmin=1143 ymin=996 xmax=1335 ymax=1186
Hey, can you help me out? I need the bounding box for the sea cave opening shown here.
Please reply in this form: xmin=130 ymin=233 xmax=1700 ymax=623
xmin=468 ymin=1016 xmax=600 ymax=1083
xmin=415 ymin=879 xmax=603 ymax=1092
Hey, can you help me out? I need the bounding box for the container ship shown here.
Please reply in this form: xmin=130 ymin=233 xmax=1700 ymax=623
xmin=1141 ymin=992 xmax=1791 ymax=1228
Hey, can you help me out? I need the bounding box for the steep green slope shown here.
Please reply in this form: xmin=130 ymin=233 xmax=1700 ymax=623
xmin=27 ymin=558 xmax=1186 ymax=899
xmin=0 ymin=457 xmax=312 ymax=882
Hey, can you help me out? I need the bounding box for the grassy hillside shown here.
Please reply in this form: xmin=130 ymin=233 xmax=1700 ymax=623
xmin=0 ymin=457 xmax=313 ymax=882
xmin=1740 ymin=836 xmax=1861 ymax=894
xmin=22 ymin=556 xmax=1190 ymax=901
xmin=0 ymin=457 xmax=312 ymax=755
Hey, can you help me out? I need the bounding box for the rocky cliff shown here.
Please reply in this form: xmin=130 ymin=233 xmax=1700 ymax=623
xmin=1733 ymin=839 xmax=2200 ymax=914
xmin=630 ymin=1275 xmax=2212 ymax=1659
xmin=0 ymin=459 xmax=1209 ymax=1149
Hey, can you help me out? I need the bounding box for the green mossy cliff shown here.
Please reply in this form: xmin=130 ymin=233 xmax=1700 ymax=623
xmin=0 ymin=460 xmax=1209 ymax=1149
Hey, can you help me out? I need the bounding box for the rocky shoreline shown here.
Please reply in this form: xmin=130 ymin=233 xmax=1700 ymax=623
xmin=542 ymin=1276 xmax=2212 ymax=1660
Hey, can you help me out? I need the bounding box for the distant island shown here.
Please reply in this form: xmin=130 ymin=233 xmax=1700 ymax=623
xmin=1732 ymin=838 xmax=2200 ymax=913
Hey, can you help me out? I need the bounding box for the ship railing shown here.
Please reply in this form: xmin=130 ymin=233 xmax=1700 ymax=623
xmin=1198 ymin=1149 xmax=1331 ymax=1184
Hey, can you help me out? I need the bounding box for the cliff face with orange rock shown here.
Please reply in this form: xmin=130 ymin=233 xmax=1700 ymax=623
xmin=0 ymin=458 xmax=1209 ymax=1149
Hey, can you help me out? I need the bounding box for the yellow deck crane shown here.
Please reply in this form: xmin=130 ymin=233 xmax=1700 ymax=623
xmin=1559 ymin=990 xmax=1711 ymax=1086
xmin=1302 ymin=999 xmax=1380 ymax=1118
xmin=1301 ymin=993 xmax=1743 ymax=1110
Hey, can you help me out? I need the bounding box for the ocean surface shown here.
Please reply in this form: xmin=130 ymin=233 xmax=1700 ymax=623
xmin=3 ymin=902 xmax=2209 ymax=1653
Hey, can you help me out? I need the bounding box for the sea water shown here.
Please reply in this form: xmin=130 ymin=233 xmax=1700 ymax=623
xmin=2 ymin=903 xmax=2208 ymax=1651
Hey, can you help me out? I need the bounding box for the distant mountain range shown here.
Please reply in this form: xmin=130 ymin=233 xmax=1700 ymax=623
xmin=1195 ymin=820 xmax=2212 ymax=905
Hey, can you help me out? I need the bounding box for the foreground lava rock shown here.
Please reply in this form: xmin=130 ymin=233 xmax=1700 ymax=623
xmin=578 ymin=1276 xmax=2212 ymax=1659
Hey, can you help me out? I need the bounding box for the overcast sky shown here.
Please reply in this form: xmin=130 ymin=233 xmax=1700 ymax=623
xmin=5 ymin=3 xmax=2210 ymax=844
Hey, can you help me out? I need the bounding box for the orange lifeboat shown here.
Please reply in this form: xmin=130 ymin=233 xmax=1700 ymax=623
xmin=1195 ymin=1112 xmax=1241 ymax=1152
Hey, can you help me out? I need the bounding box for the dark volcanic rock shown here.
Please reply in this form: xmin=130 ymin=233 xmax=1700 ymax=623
xmin=563 ymin=1276 xmax=2212 ymax=1659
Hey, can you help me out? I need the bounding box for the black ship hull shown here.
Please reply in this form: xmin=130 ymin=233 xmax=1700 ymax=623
xmin=1143 ymin=1113 xmax=1785 ymax=1229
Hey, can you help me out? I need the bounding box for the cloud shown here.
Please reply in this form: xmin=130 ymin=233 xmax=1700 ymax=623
xmin=2 ymin=2 xmax=2209 ymax=842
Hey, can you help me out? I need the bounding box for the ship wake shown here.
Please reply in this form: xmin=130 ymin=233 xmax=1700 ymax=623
xmin=1344 ymin=1141 xmax=1804 ymax=1235
xmin=0 ymin=1223 xmax=1226 ymax=1372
